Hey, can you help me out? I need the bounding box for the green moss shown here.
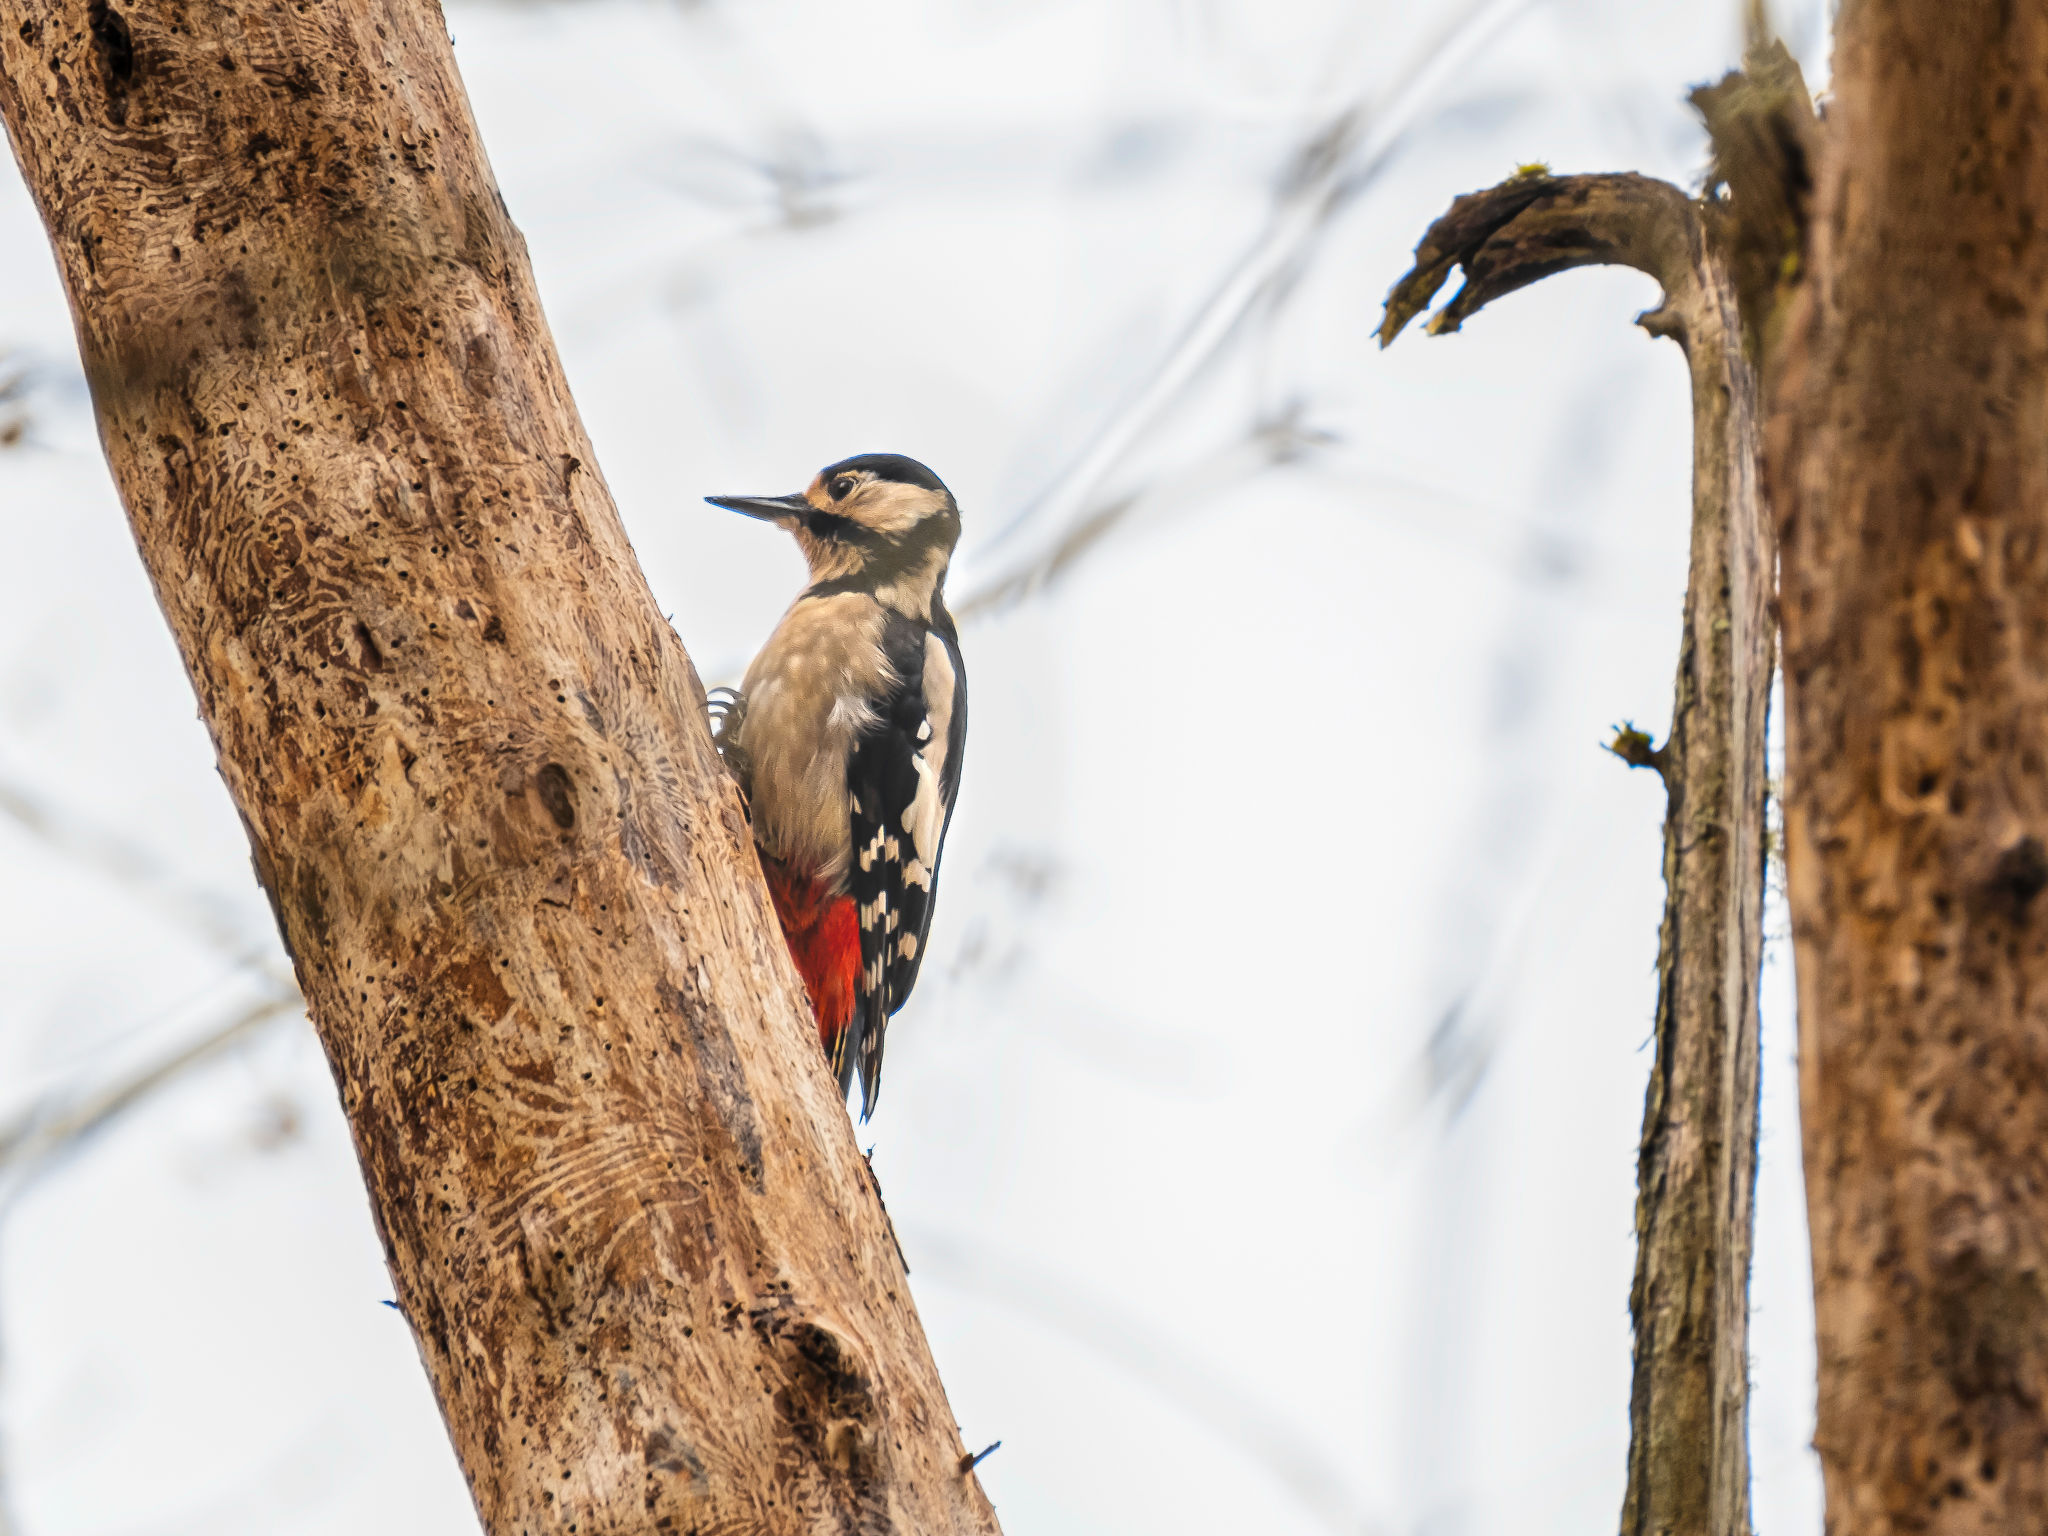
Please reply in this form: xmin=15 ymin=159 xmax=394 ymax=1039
xmin=1607 ymin=721 xmax=1663 ymax=771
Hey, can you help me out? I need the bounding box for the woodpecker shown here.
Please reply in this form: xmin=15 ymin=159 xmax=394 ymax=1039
xmin=707 ymin=453 xmax=967 ymax=1117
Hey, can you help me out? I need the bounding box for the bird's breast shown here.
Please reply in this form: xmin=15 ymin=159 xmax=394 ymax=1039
xmin=736 ymin=593 xmax=892 ymax=888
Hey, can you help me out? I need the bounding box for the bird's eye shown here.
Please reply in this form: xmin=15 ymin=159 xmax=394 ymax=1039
xmin=829 ymin=477 xmax=855 ymax=501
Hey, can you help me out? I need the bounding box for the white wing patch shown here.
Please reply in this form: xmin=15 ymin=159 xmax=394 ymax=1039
xmin=902 ymin=633 xmax=957 ymax=889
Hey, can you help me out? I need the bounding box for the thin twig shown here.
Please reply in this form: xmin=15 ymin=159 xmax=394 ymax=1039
xmin=957 ymin=1441 xmax=1001 ymax=1475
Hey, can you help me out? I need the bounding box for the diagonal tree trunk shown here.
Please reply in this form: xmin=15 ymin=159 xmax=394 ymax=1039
xmin=1381 ymin=46 xmax=1810 ymax=1526
xmin=1769 ymin=1 xmax=2048 ymax=1527
xmin=0 ymin=5 xmax=998 ymax=1533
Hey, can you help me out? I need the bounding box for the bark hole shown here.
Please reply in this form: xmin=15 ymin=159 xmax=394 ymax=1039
xmin=537 ymin=763 xmax=577 ymax=830
xmin=353 ymin=619 xmax=385 ymax=671
xmin=85 ymin=0 xmax=134 ymax=123
xmin=762 ymin=1313 xmax=882 ymax=1478
xmin=1985 ymin=836 xmax=2048 ymax=918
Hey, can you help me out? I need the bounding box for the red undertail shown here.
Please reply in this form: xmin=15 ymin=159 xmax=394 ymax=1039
xmin=760 ymin=854 xmax=860 ymax=1062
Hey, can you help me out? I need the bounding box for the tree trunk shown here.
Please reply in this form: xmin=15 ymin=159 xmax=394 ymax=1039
xmin=0 ymin=5 xmax=998 ymax=1533
xmin=1381 ymin=113 xmax=1793 ymax=1528
xmin=1616 ymin=210 xmax=1771 ymax=1536
xmin=1771 ymin=2 xmax=2048 ymax=1528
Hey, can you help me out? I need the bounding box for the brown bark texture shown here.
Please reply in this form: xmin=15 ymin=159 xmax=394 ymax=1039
xmin=1382 ymin=137 xmax=1782 ymax=1533
xmin=1771 ymin=1 xmax=2048 ymax=1529
xmin=0 ymin=4 xmax=999 ymax=1533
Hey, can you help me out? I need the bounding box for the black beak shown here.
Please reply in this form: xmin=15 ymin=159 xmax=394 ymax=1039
xmin=706 ymin=493 xmax=810 ymax=523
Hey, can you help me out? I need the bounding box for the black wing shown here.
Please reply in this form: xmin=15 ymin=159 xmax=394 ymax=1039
xmin=842 ymin=609 xmax=966 ymax=1117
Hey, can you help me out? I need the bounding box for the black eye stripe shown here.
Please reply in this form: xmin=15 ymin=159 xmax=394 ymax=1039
xmin=805 ymin=509 xmax=858 ymax=540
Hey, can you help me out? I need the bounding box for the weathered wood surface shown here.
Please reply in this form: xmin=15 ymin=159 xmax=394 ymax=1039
xmin=0 ymin=4 xmax=998 ymax=1532
xmin=1770 ymin=1 xmax=2048 ymax=1527
xmin=1384 ymin=163 xmax=1777 ymax=1536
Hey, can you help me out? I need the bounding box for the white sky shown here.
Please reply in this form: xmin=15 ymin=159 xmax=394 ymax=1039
xmin=0 ymin=1 xmax=1828 ymax=1532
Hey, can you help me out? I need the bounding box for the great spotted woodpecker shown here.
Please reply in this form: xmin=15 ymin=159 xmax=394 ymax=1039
xmin=707 ymin=454 xmax=967 ymax=1117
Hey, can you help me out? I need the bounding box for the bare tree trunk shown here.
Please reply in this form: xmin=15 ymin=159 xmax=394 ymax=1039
xmin=0 ymin=5 xmax=999 ymax=1533
xmin=1615 ymin=209 xmax=1772 ymax=1536
xmin=1771 ymin=2 xmax=2048 ymax=1527
xmin=1381 ymin=56 xmax=1802 ymax=1520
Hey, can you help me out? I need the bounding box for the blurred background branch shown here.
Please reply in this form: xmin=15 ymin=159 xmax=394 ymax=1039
xmin=0 ymin=994 xmax=299 ymax=1211
xmin=0 ymin=772 xmax=288 ymax=985
xmin=0 ymin=352 xmax=27 ymax=451
xmin=953 ymin=0 xmax=1537 ymax=616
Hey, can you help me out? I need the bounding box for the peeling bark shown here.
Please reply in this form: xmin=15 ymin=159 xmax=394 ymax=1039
xmin=1383 ymin=156 xmax=1780 ymax=1534
xmin=1770 ymin=1 xmax=2048 ymax=1528
xmin=0 ymin=4 xmax=998 ymax=1532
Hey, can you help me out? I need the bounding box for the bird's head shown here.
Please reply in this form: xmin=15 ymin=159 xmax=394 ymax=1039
xmin=708 ymin=453 xmax=961 ymax=610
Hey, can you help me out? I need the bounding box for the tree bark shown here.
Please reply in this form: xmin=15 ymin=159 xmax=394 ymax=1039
xmin=1771 ymin=2 xmax=2048 ymax=1528
xmin=0 ymin=5 xmax=998 ymax=1533
xmin=1382 ymin=155 xmax=1779 ymax=1533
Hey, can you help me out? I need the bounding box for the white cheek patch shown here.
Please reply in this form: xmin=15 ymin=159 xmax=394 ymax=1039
xmin=858 ymin=482 xmax=936 ymax=536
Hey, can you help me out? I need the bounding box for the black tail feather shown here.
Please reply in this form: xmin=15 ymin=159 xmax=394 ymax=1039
xmin=834 ymin=1009 xmax=864 ymax=1105
xmin=856 ymin=994 xmax=888 ymax=1121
